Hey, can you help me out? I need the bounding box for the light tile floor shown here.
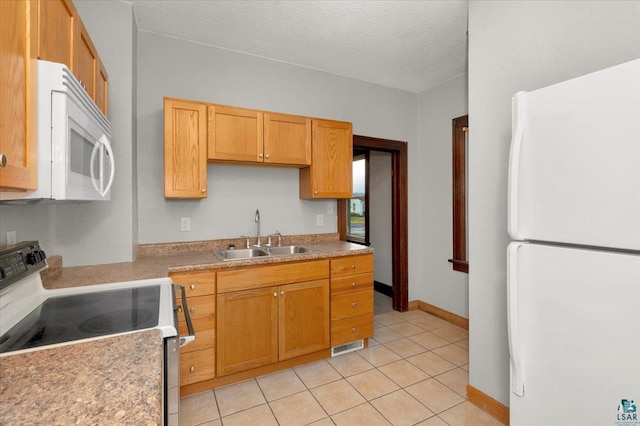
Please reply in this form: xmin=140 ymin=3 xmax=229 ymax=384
xmin=179 ymin=309 xmax=504 ymax=426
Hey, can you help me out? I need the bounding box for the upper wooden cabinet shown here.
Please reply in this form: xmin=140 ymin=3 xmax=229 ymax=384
xmin=37 ymin=0 xmax=74 ymax=70
xmin=36 ymin=0 xmax=108 ymax=116
xmin=164 ymin=98 xmax=208 ymax=199
xmin=300 ymin=119 xmax=353 ymax=199
xmin=0 ymin=0 xmax=38 ymax=191
xmin=208 ymin=105 xmax=311 ymax=167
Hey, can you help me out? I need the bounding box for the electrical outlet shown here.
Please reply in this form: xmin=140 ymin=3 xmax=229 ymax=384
xmin=327 ymin=202 xmax=334 ymax=215
xmin=316 ymin=214 xmax=324 ymax=226
xmin=6 ymin=230 xmax=16 ymax=245
xmin=180 ymin=217 xmax=191 ymax=232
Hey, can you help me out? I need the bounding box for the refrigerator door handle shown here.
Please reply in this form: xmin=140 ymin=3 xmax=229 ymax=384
xmin=507 ymin=242 xmax=525 ymax=396
xmin=508 ymin=92 xmax=527 ymax=240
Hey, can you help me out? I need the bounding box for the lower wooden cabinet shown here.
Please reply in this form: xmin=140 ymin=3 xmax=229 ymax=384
xmin=170 ymin=270 xmax=216 ymax=388
xmin=217 ymin=279 xmax=330 ymax=376
xmin=329 ymin=254 xmax=374 ymax=346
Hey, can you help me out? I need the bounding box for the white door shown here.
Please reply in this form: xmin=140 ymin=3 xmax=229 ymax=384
xmin=508 ymin=58 xmax=640 ymax=251
xmin=507 ymin=242 xmax=640 ymax=426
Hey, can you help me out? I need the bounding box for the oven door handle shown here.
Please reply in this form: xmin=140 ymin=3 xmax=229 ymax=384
xmin=174 ymin=284 xmax=196 ymax=347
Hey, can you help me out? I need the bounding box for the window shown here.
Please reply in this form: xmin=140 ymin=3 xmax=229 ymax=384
xmin=346 ymin=150 xmax=369 ymax=245
xmin=449 ymin=115 xmax=469 ymax=273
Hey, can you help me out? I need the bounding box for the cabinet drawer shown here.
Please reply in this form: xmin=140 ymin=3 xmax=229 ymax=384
xmin=171 ymin=270 xmax=216 ymax=297
xmin=331 ymin=289 xmax=373 ymax=321
xmin=217 ymin=259 xmax=329 ymax=293
xmin=180 ymin=348 xmax=215 ymax=386
xmin=180 ymin=295 xmax=215 ymax=321
xmin=331 ymin=313 xmax=374 ymax=346
xmin=331 ymin=272 xmax=373 ymax=295
xmin=331 ymin=255 xmax=373 ymax=277
xmin=179 ymin=318 xmax=215 ymax=353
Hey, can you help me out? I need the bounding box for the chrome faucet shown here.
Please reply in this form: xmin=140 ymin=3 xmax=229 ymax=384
xmin=254 ymin=209 xmax=262 ymax=247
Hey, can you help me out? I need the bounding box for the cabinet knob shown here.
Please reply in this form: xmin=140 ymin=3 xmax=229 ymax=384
xmin=0 ymin=153 xmax=6 ymax=168
xmin=314 ymin=190 xmax=318 ymax=195
xmin=280 ymin=291 xmax=285 ymax=296
xmin=201 ymin=188 xmax=206 ymax=193
xmin=351 ymin=327 xmax=357 ymax=333
xmin=259 ymin=153 xmax=263 ymax=158
xmin=265 ymin=154 xmax=270 ymax=159
xmin=352 ymin=302 xmax=357 ymax=308
xmin=352 ymin=282 xmax=357 ymax=288
xmin=190 ymin=366 xmax=195 ymax=372
xmin=177 ymin=305 xmax=183 ymax=313
xmin=274 ymin=292 xmax=277 ymax=297
xmin=351 ymin=264 xmax=356 ymax=269
xmin=190 ymin=307 xmax=195 ymax=313
xmin=190 ymin=284 xmax=196 ymax=290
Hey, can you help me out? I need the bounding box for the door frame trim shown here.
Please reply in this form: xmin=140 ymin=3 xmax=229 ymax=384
xmin=338 ymin=135 xmax=408 ymax=311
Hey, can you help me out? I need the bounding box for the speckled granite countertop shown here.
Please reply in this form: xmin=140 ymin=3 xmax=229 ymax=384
xmin=43 ymin=234 xmax=373 ymax=289
xmin=1 ymin=234 xmax=371 ymax=424
xmin=0 ymin=330 xmax=163 ymax=425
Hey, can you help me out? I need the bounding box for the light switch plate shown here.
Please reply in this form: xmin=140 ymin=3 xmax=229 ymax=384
xmin=316 ymin=214 xmax=324 ymax=226
xmin=180 ymin=217 xmax=191 ymax=232
xmin=6 ymin=230 xmax=16 ymax=245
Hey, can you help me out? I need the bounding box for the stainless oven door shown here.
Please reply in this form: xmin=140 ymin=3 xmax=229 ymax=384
xmin=166 ymin=285 xmax=195 ymax=425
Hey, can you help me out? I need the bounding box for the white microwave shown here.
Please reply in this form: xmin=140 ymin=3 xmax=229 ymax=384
xmin=0 ymin=60 xmax=114 ymax=202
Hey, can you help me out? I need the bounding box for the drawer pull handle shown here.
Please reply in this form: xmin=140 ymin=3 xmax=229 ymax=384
xmin=352 ymin=302 xmax=357 ymax=308
xmin=190 ymin=284 xmax=195 ymax=290
xmin=351 ymin=264 xmax=356 ymax=269
xmin=352 ymin=327 xmax=357 ymax=333
xmin=190 ymin=366 xmax=195 ymax=372
xmin=190 ymin=307 xmax=195 ymax=313
xmin=352 ymin=282 xmax=357 ymax=288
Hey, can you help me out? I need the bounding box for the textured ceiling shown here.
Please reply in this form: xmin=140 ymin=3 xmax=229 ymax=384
xmin=129 ymin=0 xmax=468 ymax=93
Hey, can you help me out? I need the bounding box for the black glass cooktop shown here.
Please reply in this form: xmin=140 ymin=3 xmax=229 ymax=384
xmin=0 ymin=286 xmax=160 ymax=354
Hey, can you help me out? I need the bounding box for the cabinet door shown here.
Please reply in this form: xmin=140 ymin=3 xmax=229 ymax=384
xmin=278 ymin=279 xmax=330 ymax=361
xmin=217 ymin=288 xmax=278 ymax=376
xmin=208 ymin=105 xmax=263 ymax=163
xmin=164 ymin=98 xmax=208 ymax=198
xmin=37 ymin=0 xmax=75 ymax=70
xmin=95 ymin=59 xmax=108 ymax=115
xmin=264 ymin=112 xmax=311 ymax=166
xmin=0 ymin=0 xmax=38 ymax=190
xmin=73 ymin=18 xmax=97 ymax=100
xmin=300 ymin=119 xmax=353 ymax=199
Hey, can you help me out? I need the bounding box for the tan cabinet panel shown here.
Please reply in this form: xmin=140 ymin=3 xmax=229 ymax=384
xmin=73 ymin=18 xmax=97 ymax=99
xmin=164 ymin=98 xmax=208 ymax=198
xmin=216 ymin=287 xmax=278 ymax=376
xmin=181 ymin=348 xmax=216 ymax=386
xmin=37 ymin=0 xmax=75 ymax=69
xmin=263 ymin=112 xmax=311 ymax=166
xmin=278 ymin=279 xmax=330 ymax=360
xmin=330 ymin=272 xmax=374 ymax=295
xmin=171 ymin=270 xmax=216 ymax=297
xmin=330 ymin=313 xmax=374 ymax=347
xmin=95 ymin=59 xmax=108 ymax=115
xmin=217 ymin=259 xmax=329 ymax=293
xmin=0 ymin=0 xmax=38 ymax=191
xmin=179 ymin=321 xmax=215 ymax=354
xmin=331 ymin=254 xmax=374 ymax=277
xmin=330 ymin=289 xmax=374 ymax=321
xmin=208 ymin=105 xmax=263 ymax=162
xmin=300 ymin=119 xmax=353 ymax=199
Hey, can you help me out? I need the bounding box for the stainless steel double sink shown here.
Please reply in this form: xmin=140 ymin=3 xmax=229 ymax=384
xmin=212 ymin=245 xmax=311 ymax=261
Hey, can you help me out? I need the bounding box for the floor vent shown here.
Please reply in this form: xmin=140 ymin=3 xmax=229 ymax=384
xmin=331 ymin=339 xmax=364 ymax=357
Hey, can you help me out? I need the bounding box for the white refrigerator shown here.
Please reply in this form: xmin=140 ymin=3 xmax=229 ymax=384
xmin=507 ymin=58 xmax=640 ymax=426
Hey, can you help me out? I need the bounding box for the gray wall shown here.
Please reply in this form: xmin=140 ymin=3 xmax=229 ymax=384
xmin=0 ymin=0 xmax=137 ymax=266
xmin=468 ymin=0 xmax=640 ymax=406
xmin=136 ymin=31 xmax=418 ymax=247
xmin=369 ymin=151 xmax=392 ymax=286
xmin=415 ymin=74 xmax=469 ymax=317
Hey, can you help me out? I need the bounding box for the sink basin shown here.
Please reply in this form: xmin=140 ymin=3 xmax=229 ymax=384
xmin=213 ymin=248 xmax=269 ymax=261
xmin=267 ymin=245 xmax=311 ymax=256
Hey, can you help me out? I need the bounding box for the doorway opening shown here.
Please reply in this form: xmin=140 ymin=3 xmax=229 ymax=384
xmin=338 ymin=135 xmax=408 ymax=312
